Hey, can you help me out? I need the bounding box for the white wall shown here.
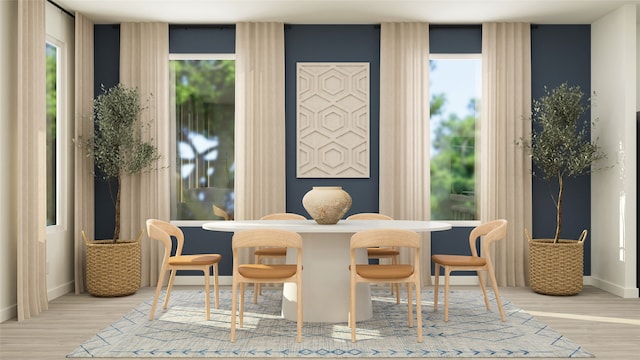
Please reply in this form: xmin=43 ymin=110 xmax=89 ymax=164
xmin=45 ymin=2 xmax=76 ymax=300
xmin=0 ymin=0 xmax=18 ymax=322
xmin=591 ymin=4 xmax=638 ymax=298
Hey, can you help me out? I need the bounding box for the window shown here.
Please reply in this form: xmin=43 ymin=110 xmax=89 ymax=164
xmin=46 ymin=42 xmax=58 ymax=226
xmin=169 ymin=55 xmax=236 ymax=220
xmin=429 ymin=55 xmax=481 ymax=220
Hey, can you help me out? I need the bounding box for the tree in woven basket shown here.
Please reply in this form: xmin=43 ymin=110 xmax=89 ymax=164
xmin=517 ymin=82 xmax=608 ymax=243
xmin=77 ymin=84 xmax=160 ymax=243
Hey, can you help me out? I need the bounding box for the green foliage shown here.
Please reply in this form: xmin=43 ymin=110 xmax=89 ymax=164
xmin=517 ymin=82 xmax=608 ymax=241
xmin=86 ymin=84 xmax=160 ymax=181
xmin=430 ymin=99 xmax=477 ymax=220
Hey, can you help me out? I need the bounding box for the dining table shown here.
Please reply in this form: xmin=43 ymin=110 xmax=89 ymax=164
xmin=202 ymin=219 xmax=452 ymax=323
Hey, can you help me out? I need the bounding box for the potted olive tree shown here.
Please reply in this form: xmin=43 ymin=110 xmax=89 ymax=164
xmin=517 ymin=82 xmax=608 ymax=295
xmin=78 ymin=84 xmax=160 ymax=296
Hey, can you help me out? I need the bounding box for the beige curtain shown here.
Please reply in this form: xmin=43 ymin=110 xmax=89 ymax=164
xmin=119 ymin=23 xmax=170 ymax=287
xmin=379 ymin=23 xmax=432 ymax=285
xmin=17 ymin=0 xmax=48 ymax=320
xmin=234 ymin=22 xmax=286 ymax=221
xmin=480 ymin=22 xmax=531 ymax=286
xmin=73 ymin=12 xmax=94 ymax=294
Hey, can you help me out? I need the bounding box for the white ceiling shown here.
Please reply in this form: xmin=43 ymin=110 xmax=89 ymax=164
xmin=54 ymin=0 xmax=639 ymax=25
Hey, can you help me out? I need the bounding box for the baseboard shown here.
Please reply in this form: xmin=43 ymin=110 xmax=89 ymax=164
xmin=589 ymin=276 xmax=639 ymax=298
xmin=0 ymin=303 xmax=17 ymax=323
xmin=48 ymin=281 xmax=74 ymax=301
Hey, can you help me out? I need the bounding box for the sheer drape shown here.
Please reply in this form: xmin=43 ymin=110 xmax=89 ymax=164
xmin=234 ymin=22 xmax=286 ymax=220
xmin=379 ymin=23 xmax=432 ymax=285
xmin=119 ymin=23 xmax=170 ymax=287
xmin=234 ymin=22 xmax=285 ymax=264
xmin=480 ymin=22 xmax=531 ymax=286
xmin=17 ymin=0 xmax=48 ymax=320
xmin=73 ymin=12 xmax=94 ymax=294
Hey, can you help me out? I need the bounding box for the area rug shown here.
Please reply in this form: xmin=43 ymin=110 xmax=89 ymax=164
xmin=67 ymin=289 xmax=593 ymax=358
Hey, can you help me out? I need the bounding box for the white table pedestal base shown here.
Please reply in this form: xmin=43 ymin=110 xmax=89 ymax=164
xmin=282 ymin=232 xmax=372 ymax=323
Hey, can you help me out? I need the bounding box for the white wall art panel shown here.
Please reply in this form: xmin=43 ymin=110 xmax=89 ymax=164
xmin=296 ymin=62 xmax=370 ymax=178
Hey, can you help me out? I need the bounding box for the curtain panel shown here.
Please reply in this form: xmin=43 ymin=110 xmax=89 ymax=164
xmin=73 ymin=12 xmax=94 ymax=294
xmin=17 ymin=0 xmax=48 ymax=320
xmin=234 ymin=22 xmax=286 ymax=265
xmin=119 ymin=22 xmax=171 ymax=287
xmin=234 ymin=22 xmax=286 ymax=221
xmin=379 ymin=22 xmax=432 ymax=285
xmin=480 ymin=22 xmax=532 ymax=286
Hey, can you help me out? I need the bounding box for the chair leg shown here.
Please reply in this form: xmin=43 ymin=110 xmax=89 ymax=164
xmin=296 ymin=280 xmax=303 ymax=343
xmin=213 ymin=263 xmax=220 ymax=309
xmin=230 ymin=280 xmax=237 ymax=342
xmin=415 ymin=282 xmax=423 ymax=343
xmin=407 ymin=283 xmax=413 ymax=328
xmin=444 ymin=266 xmax=451 ymax=322
xmin=253 ymin=255 xmax=261 ymax=304
xmin=204 ymin=266 xmax=211 ymax=321
xmin=433 ymin=263 xmax=440 ymax=311
xmin=163 ymin=269 xmax=177 ymax=310
xmin=477 ymin=270 xmax=490 ymax=310
xmin=488 ymin=269 xmax=506 ymax=321
xmin=350 ymin=275 xmax=357 ymax=342
xmin=149 ymin=267 xmax=167 ymax=320
xmin=239 ymin=283 xmax=246 ymax=328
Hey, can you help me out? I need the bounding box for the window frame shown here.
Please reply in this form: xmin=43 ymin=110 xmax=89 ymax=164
xmin=45 ymin=36 xmax=67 ymax=231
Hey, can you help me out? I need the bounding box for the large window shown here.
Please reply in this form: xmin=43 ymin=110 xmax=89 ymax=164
xmin=170 ymin=55 xmax=236 ymax=220
xmin=46 ymin=42 xmax=58 ymax=226
xmin=429 ymin=55 xmax=481 ymax=220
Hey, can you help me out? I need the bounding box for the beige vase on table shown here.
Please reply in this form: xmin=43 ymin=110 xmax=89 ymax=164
xmin=302 ymin=186 xmax=352 ymax=224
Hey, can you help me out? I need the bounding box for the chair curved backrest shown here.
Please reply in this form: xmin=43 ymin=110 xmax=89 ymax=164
xmin=260 ymin=213 xmax=306 ymax=220
xmin=147 ymin=219 xmax=185 ymax=259
xmin=469 ymin=219 xmax=508 ymax=259
xmin=347 ymin=213 xmax=393 ymax=220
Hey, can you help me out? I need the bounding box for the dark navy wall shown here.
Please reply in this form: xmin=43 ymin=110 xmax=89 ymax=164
xmin=531 ymin=25 xmax=592 ymax=274
xmin=93 ymin=25 xmax=120 ymax=240
xmin=284 ymin=25 xmax=381 ymax=217
xmin=92 ymin=24 xmax=593 ymax=276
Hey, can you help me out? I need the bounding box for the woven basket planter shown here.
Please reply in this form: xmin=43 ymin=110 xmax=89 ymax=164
xmin=527 ymin=230 xmax=587 ymax=296
xmin=83 ymin=231 xmax=142 ymax=297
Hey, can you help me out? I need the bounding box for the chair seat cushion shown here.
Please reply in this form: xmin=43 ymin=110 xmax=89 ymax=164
xmin=431 ymin=254 xmax=486 ymax=266
xmin=238 ymin=264 xmax=298 ymax=279
xmin=254 ymin=247 xmax=287 ymax=257
xmin=169 ymin=254 xmax=222 ymax=266
xmin=355 ymin=264 xmax=414 ymax=279
xmin=367 ymin=247 xmax=400 ymax=257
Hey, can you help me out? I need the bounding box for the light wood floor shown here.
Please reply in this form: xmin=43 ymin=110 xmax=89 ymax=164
xmin=1 ymin=285 xmax=638 ymax=360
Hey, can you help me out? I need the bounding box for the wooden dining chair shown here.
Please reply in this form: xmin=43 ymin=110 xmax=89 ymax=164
xmin=349 ymin=228 xmax=422 ymax=342
xmin=431 ymin=219 xmax=508 ymax=322
xmin=146 ymin=219 xmax=222 ymax=321
xmin=231 ymin=228 xmax=304 ymax=342
xmin=346 ymin=213 xmax=400 ymax=303
xmin=253 ymin=212 xmax=306 ymax=303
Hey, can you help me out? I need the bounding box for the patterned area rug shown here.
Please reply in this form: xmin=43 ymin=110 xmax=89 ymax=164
xmin=67 ymin=289 xmax=593 ymax=358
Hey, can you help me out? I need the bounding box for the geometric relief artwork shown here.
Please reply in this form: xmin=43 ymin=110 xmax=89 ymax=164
xmin=296 ymin=62 xmax=370 ymax=178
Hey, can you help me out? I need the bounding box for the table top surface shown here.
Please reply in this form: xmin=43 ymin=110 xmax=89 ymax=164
xmin=202 ymin=219 xmax=452 ymax=233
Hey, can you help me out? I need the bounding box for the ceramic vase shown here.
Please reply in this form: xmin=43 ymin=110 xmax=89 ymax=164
xmin=302 ymin=186 xmax=352 ymax=224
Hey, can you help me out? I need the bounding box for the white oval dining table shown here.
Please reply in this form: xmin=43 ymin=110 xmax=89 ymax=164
xmin=202 ymin=219 xmax=452 ymax=323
